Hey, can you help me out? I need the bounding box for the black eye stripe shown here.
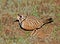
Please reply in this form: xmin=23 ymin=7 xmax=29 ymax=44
xmin=20 ymin=16 xmax=22 ymax=18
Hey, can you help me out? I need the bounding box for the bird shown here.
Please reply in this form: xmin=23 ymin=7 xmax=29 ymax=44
xmin=14 ymin=14 xmax=53 ymax=36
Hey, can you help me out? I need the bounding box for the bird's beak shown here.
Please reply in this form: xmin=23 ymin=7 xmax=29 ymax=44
xmin=14 ymin=20 xmax=19 ymax=22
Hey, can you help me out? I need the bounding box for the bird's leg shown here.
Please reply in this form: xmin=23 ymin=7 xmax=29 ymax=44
xmin=30 ymin=29 xmax=37 ymax=36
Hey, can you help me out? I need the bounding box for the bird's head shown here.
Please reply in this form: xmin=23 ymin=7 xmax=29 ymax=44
xmin=14 ymin=14 xmax=27 ymax=23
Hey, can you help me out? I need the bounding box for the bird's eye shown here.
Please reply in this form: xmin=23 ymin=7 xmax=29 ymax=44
xmin=20 ymin=15 xmax=22 ymax=18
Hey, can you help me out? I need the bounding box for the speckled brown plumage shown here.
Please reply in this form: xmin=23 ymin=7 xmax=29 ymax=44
xmin=15 ymin=14 xmax=53 ymax=36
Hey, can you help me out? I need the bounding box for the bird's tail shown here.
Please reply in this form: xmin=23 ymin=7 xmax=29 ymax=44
xmin=43 ymin=17 xmax=53 ymax=24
